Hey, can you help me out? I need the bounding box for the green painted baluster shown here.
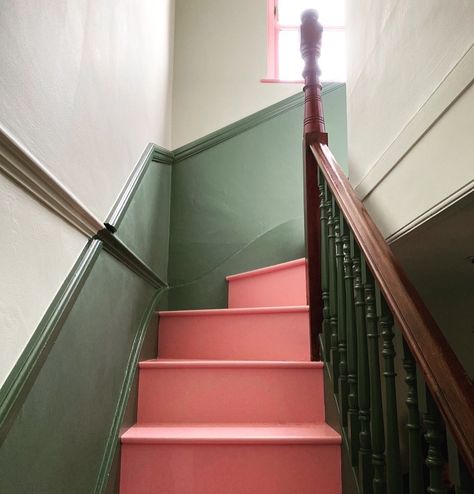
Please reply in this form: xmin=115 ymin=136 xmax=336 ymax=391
xmin=345 ymin=230 xmax=359 ymax=467
xmin=422 ymin=387 xmax=447 ymax=494
xmin=327 ymin=195 xmax=339 ymax=392
xmin=402 ymin=340 xmax=424 ymax=494
xmin=336 ymin=210 xmax=348 ymax=426
xmin=365 ymin=270 xmax=386 ymax=493
xmin=318 ymin=170 xmax=330 ymax=363
xmin=376 ymin=288 xmax=402 ymax=493
xmin=353 ymin=250 xmax=373 ymax=493
xmin=447 ymin=430 xmax=474 ymax=493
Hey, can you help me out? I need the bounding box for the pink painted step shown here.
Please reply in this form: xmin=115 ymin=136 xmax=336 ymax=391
xmin=226 ymin=258 xmax=307 ymax=308
xmin=120 ymin=424 xmax=341 ymax=494
xmin=158 ymin=306 xmax=310 ymax=361
xmin=137 ymin=360 xmax=324 ymax=424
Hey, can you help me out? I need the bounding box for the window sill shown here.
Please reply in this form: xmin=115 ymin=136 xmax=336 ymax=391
xmin=260 ymin=78 xmax=304 ymax=84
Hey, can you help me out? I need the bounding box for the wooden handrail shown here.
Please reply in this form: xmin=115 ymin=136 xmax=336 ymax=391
xmin=312 ymin=142 xmax=474 ymax=475
xmin=299 ymin=8 xmax=474 ymax=475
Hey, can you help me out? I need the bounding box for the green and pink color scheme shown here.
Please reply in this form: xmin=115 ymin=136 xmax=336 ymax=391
xmin=120 ymin=258 xmax=342 ymax=493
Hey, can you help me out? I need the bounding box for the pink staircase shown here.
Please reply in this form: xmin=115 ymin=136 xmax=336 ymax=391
xmin=120 ymin=258 xmax=341 ymax=494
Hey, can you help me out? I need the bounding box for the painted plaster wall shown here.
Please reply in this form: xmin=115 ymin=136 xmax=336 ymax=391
xmin=172 ymin=0 xmax=302 ymax=148
xmin=346 ymin=0 xmax=474 ymax=239
xmin=168 ymin=87 xmax=347 ymax=310
xmin=364 ymin=81 xmax=474 ymax=240
xmin=0 ymin=0 xmax=174 ymax=220
xmin=391 ymin=193 xmax=474 ymax=378
xmin=0 ymin=175 xmax=85 ymax=387
xmin=0 ymin=246 xmax=157 ymax=494
xmin=0 ymin=0 xmax=175 ymax=387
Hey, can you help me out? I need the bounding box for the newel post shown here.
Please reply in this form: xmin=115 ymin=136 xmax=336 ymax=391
xmin=300 ymin=10 xmax=327 ymax=359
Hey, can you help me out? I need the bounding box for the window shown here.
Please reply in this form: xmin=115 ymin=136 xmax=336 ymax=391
xmin=263 ymin=0 xmax=346 ymax=83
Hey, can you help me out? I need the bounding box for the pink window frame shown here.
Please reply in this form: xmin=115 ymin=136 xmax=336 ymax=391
xmin=262 ymin=0 xmax=304 ymax=83
xmin=262 ymin=0 xmax=344 ymax=84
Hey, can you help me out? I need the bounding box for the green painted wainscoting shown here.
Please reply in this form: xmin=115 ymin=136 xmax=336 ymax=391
xmin=0 ymin=146 xmax=172 ymax=494
xmin=0 ymin=88 xmax=347 ymax=492
xmin=167 ymin=84 xmax=348 ymax=310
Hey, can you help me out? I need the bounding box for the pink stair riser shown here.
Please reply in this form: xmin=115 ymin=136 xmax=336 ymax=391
xmin=137 ymin=360 xmax=324 ymax=424
xmin=157 ymin=306 xmax=310 ymax=361
xmin=120 ymin=442 xmax=341 ymax=494
xmin=226 ymin=258 xmax=307 ymax=308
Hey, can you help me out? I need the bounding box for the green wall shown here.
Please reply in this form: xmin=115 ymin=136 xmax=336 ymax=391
xmin=117 ymin=161 xmax=171 ymax=280
xmin=168 ymin=84 xmax=347 ymax=310
xmin=0 ymin=88 xmax=348 ymax=492
xmin=0 ymin=154 xmax=172 ymax=494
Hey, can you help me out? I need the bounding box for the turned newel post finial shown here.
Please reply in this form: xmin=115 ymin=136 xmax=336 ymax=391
xmin=300 ymin=9 xmax=327 ymax=144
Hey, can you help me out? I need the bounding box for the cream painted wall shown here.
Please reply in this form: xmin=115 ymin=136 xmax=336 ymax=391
xmin=0 ymin=0 xmax=175 ymax=386
xmin=345 ymin=1 xmax=474 ymax=377
xmin=0 ymin=0 xmax=174 ymax=220
xmin=172 ymin=0 xmax=302 ymax=148
xmin=346 ymin=0 xmax=474 ymax=239
xmin=347 ymin=0 xmax=474 ymax=187
xmin=364 ymin=81 xmax=474 ymax=240
xmin=0 ymin=174 xmax=85 ymax=386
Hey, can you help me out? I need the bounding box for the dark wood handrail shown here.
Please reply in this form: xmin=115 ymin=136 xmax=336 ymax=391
xmin=299 ymin=9 xmax=474 ymax=475
xmin=301 ymin=10 xmax=474 ymax=476
xmin=311 ymin=141 xmax=474 ymax=475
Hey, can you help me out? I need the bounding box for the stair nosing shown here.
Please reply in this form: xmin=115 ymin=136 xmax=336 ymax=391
xmin=225 ymin=258 xmax=306 ymax=281
xmin=158 ymin=305 xmax=309 ymax=317
xmin=139 ymin=359 xmax=323 ymax=369
xmin=121 ymin=425 xmax=341 ymax=445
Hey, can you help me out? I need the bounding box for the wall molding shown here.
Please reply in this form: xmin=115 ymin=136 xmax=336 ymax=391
xmin=0 ymin=126 xmax=104 ymax=237
xmin=96 ymin=229 xmax=167 ymax=289
xmin=173 ymin=83 xmax=345 ymax=162
xmin=0 ymin=136 xmax=169 ymax=446
xmin=0 ymin=128 xmax=169 ymax=288
xmin=0 ymin=239 xmax=102 ymax=442
xmin=105 ymin=144 xmax=173 ymax=233
xmin=354 ymin=43 xmax=474 ymax=201
xmin=386 ymin=180 xmax=474 ymax=244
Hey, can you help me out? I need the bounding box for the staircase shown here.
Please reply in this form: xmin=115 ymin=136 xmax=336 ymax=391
xmin=120 ymin=258 xmax=342 ymax=494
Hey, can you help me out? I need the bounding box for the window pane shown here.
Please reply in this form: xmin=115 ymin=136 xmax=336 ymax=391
xmin=278 ymin=29 xmax=346 ymax=82
xmin=278 ymin=0 xmax=345 ymax=27
xmin=319 ymin=30 xmax=346 ymax=82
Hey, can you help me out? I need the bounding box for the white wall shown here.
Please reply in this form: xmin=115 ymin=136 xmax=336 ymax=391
xmin=0 ymin=0 xmax=174 ymax=220
xmin=172 ymin=0 xmax=302 ymax=148
xmin=346 ymin=0 xmax=474 ymax=239
xmin=0 ymin=174 xmax=85 ymax=383
xmin=0 ymin=0 xmax=175 ymax=386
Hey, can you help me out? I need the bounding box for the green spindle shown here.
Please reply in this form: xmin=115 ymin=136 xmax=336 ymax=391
xmin=365 ymin=270 xmax=386 ymax=493
xmin=446 ymin=430 xmax=474 ymax=493
xmin=336 ymin=211 xmax=348 ymax=425
xmin=345 ymin=230 xmax=359 ymax=467
xmin=353 ymin=251 xmax=373 ymax=493
xmin=402 ymin=339 xmax=424 ymax=494
xmin=327 ymin=195 xmax=339 ymax=391
xmin=318 ymin=170 xmax=330 ymax=363
xmin=376 ymin=288 xmax=402 ymax=493
xmin=423 ymin=387 xmax=447 ymax=494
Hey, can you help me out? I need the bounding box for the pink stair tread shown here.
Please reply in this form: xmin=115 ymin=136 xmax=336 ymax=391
xmin=122 ymin=423 xmax=341 ymax=444
xmin=120 ymin=258 xmax=341 ymax=494
xmin=226 ymin=258 xmax=307 ymax=308
xmin=157 ymin=306 xmax=310 ymax=361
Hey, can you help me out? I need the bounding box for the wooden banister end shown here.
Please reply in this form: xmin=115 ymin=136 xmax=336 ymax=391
xmin=300 ymin=9 xmax=322 ymax=83
xmin=300 ymin=9 xmax=327 ymax=144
